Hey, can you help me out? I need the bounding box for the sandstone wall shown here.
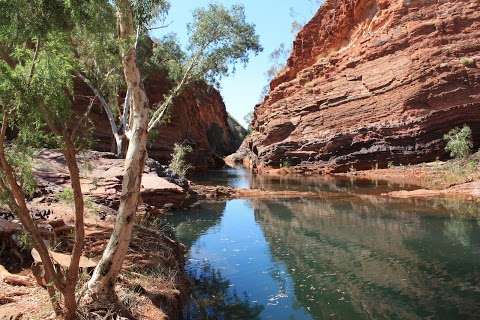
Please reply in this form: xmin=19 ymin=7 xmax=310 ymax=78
xmin=241 ymin=0 xmax=480 ymax=173
xmin=75 ymin=73 xmax=244 ymax=171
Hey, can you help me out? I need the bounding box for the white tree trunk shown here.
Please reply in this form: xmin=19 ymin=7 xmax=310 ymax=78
xmin=86 ymin=0 xmax=149 ymax=297
xmin=76 ymin=72 xmax=125 ymax=157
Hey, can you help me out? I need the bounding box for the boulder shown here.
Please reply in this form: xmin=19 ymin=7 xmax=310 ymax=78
xmin=33 ymin=149 xmax=196 ymax=214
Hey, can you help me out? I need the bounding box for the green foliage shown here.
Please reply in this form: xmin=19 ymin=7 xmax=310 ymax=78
xmin=140 ymin=34 xmax=186 ymax=82
xmin=260 ymin=43 xmax=290 ymax=99
xmin=0 ymin=144 xmax=37 ymax=206
xmin=71 ymin=1 xmax=121 ymax=120
xmin=0 ymin=0 xmax=115 ymax=45
xmin=85 ymin=197 xmax=99 ymax=215
xmin=6 ymin=145 xmax=37 ymax=195
xmin=168 ymin=143 xmax=193 ymax=178
xmin=58 ymin=190 xmax=99 ymax=219
xmin=280 ymin=159 xmax=291 ymax=168
xmin=187 ymin=3 xmax=262 ymax=86
xmin=75 ymin=22 xmax=122 ymax=111
xmin=187 ymin=263 xmax=264 ymax=319
xmin=33 ymin=34 xmax=77 ymax=117
xmin=243 ymin=111 xmax=254 ymax=134
xmin=444 ymin=125 xmax=473 ymax=159
xmin=131 ymin=0 xmax=170 ymax=30
xmin=460 ymin=57 xmax=475 ymax=67
xmin=18 ymin=231 xmax=34 ymax=251
xmin=265 ymin=43 xmax=289 ymax=81
xmin=0 ymin=0 xmax=69 ymax=43
xmin=57 ymin=187 xmax=74 ymax=203
xmin=0 ymin=0 xmax=113 ymax=159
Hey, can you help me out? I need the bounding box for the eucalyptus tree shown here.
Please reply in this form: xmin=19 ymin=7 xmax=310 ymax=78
xmin=86 ymin=1 xmax=262 ymax=299
xmin=0 ymin=1 xmax=115 ymax=318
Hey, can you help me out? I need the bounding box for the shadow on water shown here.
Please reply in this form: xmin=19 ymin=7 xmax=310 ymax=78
xmin=162 ymin=168 xmax=480 ymax=319
xmin=185 ymin=262 xmax=264 ymax=320
xmin=164 ymin=201 xmax=226 ymax=248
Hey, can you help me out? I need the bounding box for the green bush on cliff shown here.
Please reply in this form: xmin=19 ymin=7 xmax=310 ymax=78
xmin=169 ymin=143 xmax=193 ymax=178
xmin=280 ymin=159 xmax=291 ymax=168
xmin=460 ymin=57 xmax=475 ymax=67
xmin=444 ymin=125 xmax=473 ymax=159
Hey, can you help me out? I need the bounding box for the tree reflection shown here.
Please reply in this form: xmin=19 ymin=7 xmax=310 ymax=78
xmin=185 ymin=263 xmax=264 ymax=320
xmin=164 ymin=202 xmax=226 ymax=248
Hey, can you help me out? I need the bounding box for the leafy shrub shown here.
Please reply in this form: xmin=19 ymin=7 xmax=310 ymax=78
xmin=168 ymin=143 xmax=193 ymax=178
xmin=18 ymin=231 xmax=33 ymax=251
xmin=1 ymin=145 xmax=37 ymax=201
xmin=57 ymin=187 xmax=74 ymax=203
xmin=459 ymin=57 xmax=475 ymax=67
xmin=444 ymin=125 xmax=473 ymax=159
xmin=280 ymin=159 xmax=291 ymax=168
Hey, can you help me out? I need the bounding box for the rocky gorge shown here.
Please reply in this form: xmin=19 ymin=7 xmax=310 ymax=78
xmin=233 ymin=0 xmax=480 ymax=174
xmin=1 ymin=1 xmax=480 ymax=319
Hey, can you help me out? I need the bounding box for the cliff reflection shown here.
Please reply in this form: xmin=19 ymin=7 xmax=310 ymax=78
xmin=253 ymin=196 xmax=480 ymax=319
xmin=249 ymin=174 xmax=417 ymax=195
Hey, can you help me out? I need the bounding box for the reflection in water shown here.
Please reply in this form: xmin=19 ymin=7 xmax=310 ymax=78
xmin=191 ymin=167 xmax=418 ymax=195
xmin=191 ymin=167 xmax=252 ymax=189
xmin=186 ymin=262 xmax=264 ymax=320
xmin=164 ymin=169 xmax=480 ymax=319
xmin=254 ymin=197 xmax=480 ymax=319
xmin=165 ymin=202 xmax=226 ymax=248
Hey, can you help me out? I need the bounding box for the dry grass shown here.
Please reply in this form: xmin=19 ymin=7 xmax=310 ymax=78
xmin=348 ymin=152 xmax=480 ymax=191
xmin=0 ymin=275 xmax=54 ymax=319
xmin=415 ymin=154 xmax=480 ymax=189
xmin=0 ymin=215 xmax=187 ymax=320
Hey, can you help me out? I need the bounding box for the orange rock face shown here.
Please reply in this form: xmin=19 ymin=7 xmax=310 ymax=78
xmin=75 ymin=73 xmax=245 ymax=171
xmin=241 ymin=0 xmax=480 ymax=173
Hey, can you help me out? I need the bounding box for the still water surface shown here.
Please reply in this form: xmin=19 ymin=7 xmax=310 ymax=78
xmin=163 ymin=169 xmax=480 ymax=320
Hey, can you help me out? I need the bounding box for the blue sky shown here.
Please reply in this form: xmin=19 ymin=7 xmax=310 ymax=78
xmin=151 ymin=0 xmax=322 ymax=127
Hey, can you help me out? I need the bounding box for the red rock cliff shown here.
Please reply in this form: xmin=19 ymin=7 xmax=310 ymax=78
xmin=75 ymin=73 xmax=244 ymax=171
xmin=240 ymin=0 xmax=480 ymax=173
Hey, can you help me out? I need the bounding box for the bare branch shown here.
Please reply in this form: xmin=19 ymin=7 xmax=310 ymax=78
xmin=27 ymin=39 xmax=40 ymax=86
xmin=147 ymin=52 xmax=200 ymax=132
xmin=134 ymin=25 xmax=141 ymax=50
xmin=0 ymin=111 xmax=8 ymax=146
xmin=62 ymin=137 xmax=85 ymax=308
xmin=71 ymin=96 xmax=97 ymax=137
xmin=147 ymin=21 xmax=173 ymax=31
xmin=36 ymin=100 xmax=63 ymax=136
xmin=120 ymin=88 xmax=131 ymax=134
xmin=76 ymin=73 xmax=121 ymax=138
xmin=101 ymin=67 xmax=119 ymax=90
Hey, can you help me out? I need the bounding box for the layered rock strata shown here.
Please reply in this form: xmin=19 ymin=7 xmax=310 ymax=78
xmin=238 ymin=0 xmax=480 ymax=173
